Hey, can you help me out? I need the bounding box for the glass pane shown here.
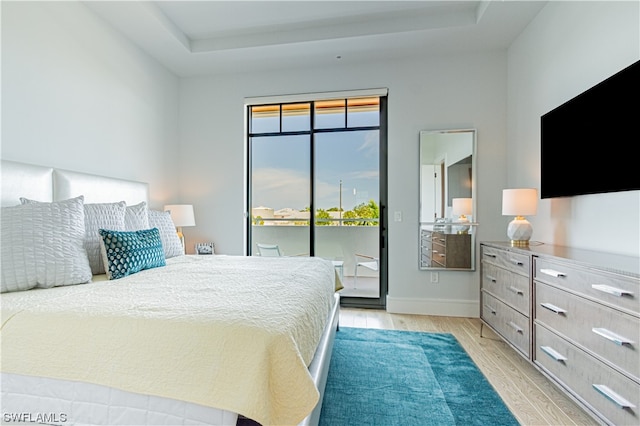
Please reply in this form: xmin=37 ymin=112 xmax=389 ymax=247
xmin=250 ymin=105 xmax=280 ymax=134
xmin=315 ymin=99 xmax=345 ymax=129
xmin=250 ymin=134 xmax=310 ymax=256
xmin=314 ymin=130 xmax=380 ymax=298
xmin=282 ymin=103 xmax=310 ymax=132
xmin=347 ymin=97 xmax=379 ymax=127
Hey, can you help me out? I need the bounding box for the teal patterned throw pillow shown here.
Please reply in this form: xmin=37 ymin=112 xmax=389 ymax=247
xmin=98 ymin=228 xmax=166 ymax=280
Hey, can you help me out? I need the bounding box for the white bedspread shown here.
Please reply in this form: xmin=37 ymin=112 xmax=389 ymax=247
xmin=0 ymin=255 xmax=337 ymax=425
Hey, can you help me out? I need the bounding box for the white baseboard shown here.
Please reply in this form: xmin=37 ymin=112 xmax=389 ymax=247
xmin=386 ymin=296 xmax=479 ymax=318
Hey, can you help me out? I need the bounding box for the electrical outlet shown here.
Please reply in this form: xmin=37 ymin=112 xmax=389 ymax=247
xmin=430 ymin=272 xmax=439 ymax=283
xmin=394 ymin=211 xmax=402 ymax=222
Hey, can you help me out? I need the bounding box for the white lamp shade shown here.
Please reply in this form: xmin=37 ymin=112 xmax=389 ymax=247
xmin=502 ymin=189 xmax=538 ymax=216
xmin=452 ymin=198 xmax=473 ymax=216
xmin=164 ymin=204 xmax=196 ymax=227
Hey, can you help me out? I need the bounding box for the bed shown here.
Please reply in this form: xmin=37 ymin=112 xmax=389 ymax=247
xmin=0 ymin=159 xmax=340 ymax=426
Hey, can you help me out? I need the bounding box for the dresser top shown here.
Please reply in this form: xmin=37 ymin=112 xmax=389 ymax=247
xmin=481 ymin=241 xmax=640 ymax=279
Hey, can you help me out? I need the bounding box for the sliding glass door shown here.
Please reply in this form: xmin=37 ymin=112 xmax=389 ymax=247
xmin=247 ymin=95 xmax=387 ymax=308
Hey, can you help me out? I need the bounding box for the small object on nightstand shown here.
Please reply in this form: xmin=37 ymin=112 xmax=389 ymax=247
xmin=195 ymin=242 xmax=214 ymax=255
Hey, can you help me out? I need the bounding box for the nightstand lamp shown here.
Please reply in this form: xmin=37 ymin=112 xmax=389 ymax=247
xmin=452 ymin=198 xmax=472 ymax=234
xmin=502 ymin=188 xmax=538 ymax=246
xmin=164 ymin=204 xmax=196 ymax=248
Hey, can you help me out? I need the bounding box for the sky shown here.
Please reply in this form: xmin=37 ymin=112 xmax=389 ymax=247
xmin=250 ymin=109 xmax=380 ymax=212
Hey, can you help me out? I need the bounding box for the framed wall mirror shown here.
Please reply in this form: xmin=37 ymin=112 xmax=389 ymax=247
xmin=419 ymin=129 xmax=477 ymax=271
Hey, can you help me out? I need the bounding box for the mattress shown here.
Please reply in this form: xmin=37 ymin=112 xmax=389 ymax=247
xmin=1 ymin=372 xmax=238 ymax=426
xmin=1 ymin=255 xmax=337 ymax=425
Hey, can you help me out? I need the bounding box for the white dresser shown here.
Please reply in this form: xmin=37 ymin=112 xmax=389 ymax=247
xmin=480 ymin=242 xmax=640 ymax=425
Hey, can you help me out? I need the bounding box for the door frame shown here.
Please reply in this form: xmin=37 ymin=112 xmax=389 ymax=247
xmin=245 ymin=94 xmax=388 ymax=309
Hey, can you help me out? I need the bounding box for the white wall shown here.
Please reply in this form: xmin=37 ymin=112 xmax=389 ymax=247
xmin=507 ymin=1 xmax=640 ymax=256
xmin=5 ymin=1 xmax=635 ymax=317
xmin=179 ymin=51 xmax=509 ymax=316
xmin=1 ymin=1 xmax=180 ymax=208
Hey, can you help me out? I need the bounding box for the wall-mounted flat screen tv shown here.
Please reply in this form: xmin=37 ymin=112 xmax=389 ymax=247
xmin=540 ymin=60 xmax=640 ymax=199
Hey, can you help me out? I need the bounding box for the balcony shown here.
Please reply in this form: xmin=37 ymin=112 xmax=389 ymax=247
xmin=252 ymin=221 xmax=379 ymax=298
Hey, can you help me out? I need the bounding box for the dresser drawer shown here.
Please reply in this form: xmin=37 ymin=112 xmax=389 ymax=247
xmin=420 ymin=230 xmax=433 ymax=245
xmin=431 ymin=241 xmax=446 ymax=267
xmin=534 ymin=257 xmax=640 ymax=316
xmin=535 ymin=324 xmax=640 ymax=426
xmin=482 ymin=291 xmax=530 ymax=358
xmin=535 ymin=282 xmax=640 ymax=382
xmin=482 ymin=263 xmax=530 ymax=316
xmin=431 ymin=231 xmax=446 ymax=245
xmin=420 ymin=253 xmax=433 ymax=268
xmin=482 ymin=246 xmax=530 ymax=276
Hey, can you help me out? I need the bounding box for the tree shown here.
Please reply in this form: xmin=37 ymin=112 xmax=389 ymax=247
xmin=343 ymin=199 xmax=379 ymax=226
xmin=342 ymin=209 xmax=358 ymax=226
xmin=315 ymin=208 xmax=331 ymax=226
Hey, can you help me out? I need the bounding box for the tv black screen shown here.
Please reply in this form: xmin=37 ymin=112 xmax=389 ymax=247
xmin=540 ymin=60 xmax=640 ymax=198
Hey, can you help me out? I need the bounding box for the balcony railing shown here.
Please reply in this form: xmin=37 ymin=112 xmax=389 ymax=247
xmin=251 ymin=223 xmax=379 ymax=279
xmin=252 ymin=217 xmax=379 ymax=226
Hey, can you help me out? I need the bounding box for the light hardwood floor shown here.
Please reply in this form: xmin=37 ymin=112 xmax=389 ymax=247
xmin=339 ymin=308 xmax=599 ymax=426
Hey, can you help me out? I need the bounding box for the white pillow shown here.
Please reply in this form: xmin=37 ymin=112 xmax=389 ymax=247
xmin=1 ymin=196 xmax=92 ymax=292
xmin=148 ymin=209 xmax=184 ymax=258
xmin=83 ymin=202 xmax=127 ymax=274
xmin=20 ymin=198 xmax=128 ymax=275
xmin=125 ymin=201 xmax=149 ymax=231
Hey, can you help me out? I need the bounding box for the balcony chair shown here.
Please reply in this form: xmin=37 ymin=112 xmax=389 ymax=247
xmin=256 ymin=243 xmax=282 ymax=257
xmin=354 ymin=253 xmax=379 ymax=288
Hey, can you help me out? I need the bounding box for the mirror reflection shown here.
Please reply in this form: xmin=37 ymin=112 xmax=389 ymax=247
xmin=419 ymin=129 xmax=476 ymax=271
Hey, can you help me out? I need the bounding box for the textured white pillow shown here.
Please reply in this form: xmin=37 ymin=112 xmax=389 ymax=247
xmin=1 ymin=196 xmax=92 ymax=292
xmin=148 ymin=209 xmax=184 ymax=258
xmin=83 ymin=202 xmax=127 ymax=274
xmin=20 ymin=198 xmax=127 ymax=275
xmin=125 ymin=201 xmax=149 ymax=231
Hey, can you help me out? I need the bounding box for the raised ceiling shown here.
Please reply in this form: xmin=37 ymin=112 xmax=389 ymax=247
xmin=85 ymin=1 xmax=547 ymax=77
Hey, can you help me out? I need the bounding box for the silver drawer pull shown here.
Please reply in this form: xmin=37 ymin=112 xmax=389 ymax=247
xmin=486 ymin=275 xmax=497 ymax=283
xmin=509 ymin=286 xmax=524 ymax=295
xmin=540 ymin=345 xmax=567 ymax=362
xmin=540 ymin=268 xmax=566 ymax=278
xmin=485 ymin=253 xmax=497 ymax=258
xmin=508 ymin=321 xmax=523 ymax=334
xmin=483 ymin=304 xmax=496 ymax=315
xmin=593 ymin=384 xmax=636 ymax=409
xmin=509 ymin=258 xmax=524 ymax=266
xmin=592 ymin=284 xmax=634 ymax=297
xmin=540 ymin=302 xmax=567 ymax=314
xmin=592 ymin=328 xmax=634 ymax=346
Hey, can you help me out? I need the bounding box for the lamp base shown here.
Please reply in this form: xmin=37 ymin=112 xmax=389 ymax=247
xmin=454 ymin=215 xmax=470 ymax=234
xmin=507 ymin=217 xmax=532 ymax=246
xmin=176 ymin=228 xmax=185 ymax=253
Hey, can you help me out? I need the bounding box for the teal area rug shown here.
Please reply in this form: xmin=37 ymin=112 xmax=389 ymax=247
xmin=319 ymin=327 xmax=519 ymax=426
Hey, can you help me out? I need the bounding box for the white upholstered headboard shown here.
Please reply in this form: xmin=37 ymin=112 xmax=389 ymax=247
xmin=1 ymin=160 xmax=149 ymax=207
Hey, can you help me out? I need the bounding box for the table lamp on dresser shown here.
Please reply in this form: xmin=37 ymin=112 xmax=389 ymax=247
xmin=502 ymin=188 xmax=538 ymax=246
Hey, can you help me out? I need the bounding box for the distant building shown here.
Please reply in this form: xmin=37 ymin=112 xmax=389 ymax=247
xmin=253 ymin=206 xmax=347 ymax=225
xmin=252 ymin=206 xmax=274 ymax=219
